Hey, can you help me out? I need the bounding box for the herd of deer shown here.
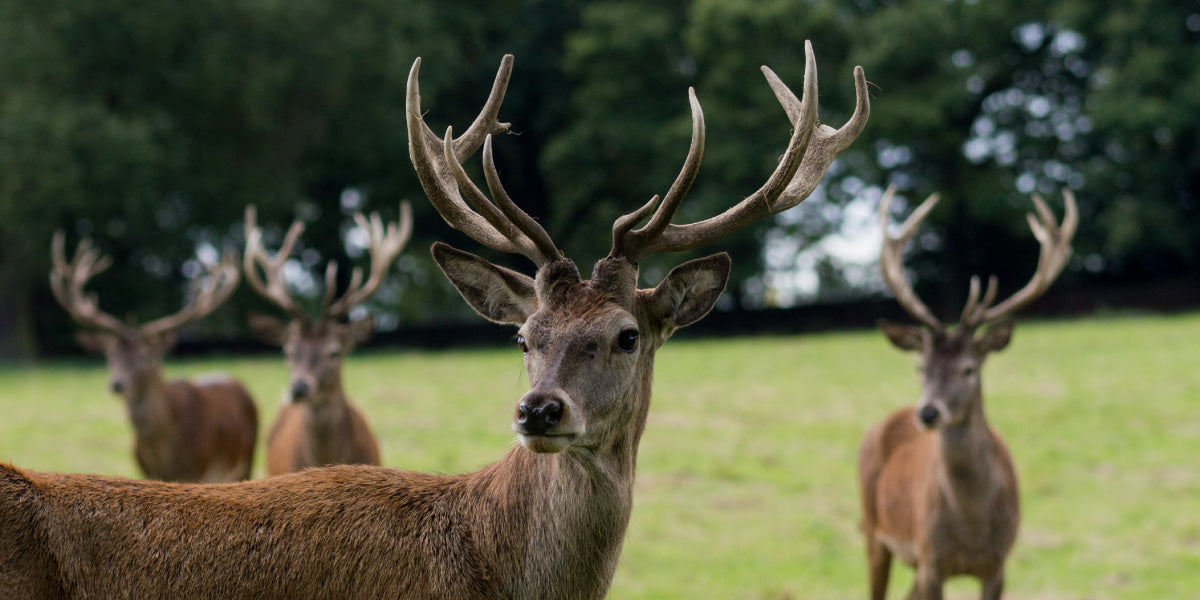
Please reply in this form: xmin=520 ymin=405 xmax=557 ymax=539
xmin=1 ymin=43 xmax=1078 ymax=600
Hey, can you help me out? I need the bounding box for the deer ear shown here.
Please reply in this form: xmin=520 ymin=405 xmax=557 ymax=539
xmin=75 ymin=330 xmax=110 ymax=355
xmin=248 ymin=313 xmax=290 ymax=346
xmin=878 ymin=319 xmax=925 ymax=352
xmin=643 ymin=253 xmax=730 ymax=337
xmin=975 ymin=319 xmax=1014 ymax=354
xmin=343 ymin=316 xmax=374 ymax=348
xmin=432 ymin=242 xmax=536 ymax=325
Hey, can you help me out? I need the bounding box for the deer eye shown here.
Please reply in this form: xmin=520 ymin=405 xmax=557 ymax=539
xmin=328 ymin=349 xmax=341 ymax=359
xmin=617 ymin=329 xmax=639 ymax=353
xmin=962 ymin=365 xmax=976 ymax=376
xmin=517 ymin=335 xmax=529 ymax=354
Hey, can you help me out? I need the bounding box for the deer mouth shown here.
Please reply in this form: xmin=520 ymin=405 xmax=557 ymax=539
xmin=516 ymin=432 xmax=577 ymax=453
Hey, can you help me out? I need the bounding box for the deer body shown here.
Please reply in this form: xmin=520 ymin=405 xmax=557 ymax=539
xmin=5 ymin=46 xmax=868 ymax=599
xmin=51 ymin=234 xmax=256 ymax=483
xmin=860 ymin=394 xmax=1019 ymax=598
xmin=859 ymin=186 xmax=1076 ymax=599
xmin=265 ymin=390 xmax=380 ymax=475
xmin=126 ymin=374 xmax=258 ymax=482
xmin=244 ymin=204 xmax=410 ymax=475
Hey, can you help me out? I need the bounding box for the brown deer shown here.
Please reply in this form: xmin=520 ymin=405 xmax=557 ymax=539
xmin=243 ymin=202 xmax=411 ymax=475
xmin=0 ymin=44 xmax=867 ymax=599
xmin=48 ymin=231 xmax=257 ymax=483
xmin=858 ymin=186 xmax=1077 ymax=600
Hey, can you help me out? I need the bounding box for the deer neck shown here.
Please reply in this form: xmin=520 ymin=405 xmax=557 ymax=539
xmin=123 ymin=368 xmax=174 ymax=439
xmin=463 ymin=348 xmax=656 ymax=599
xmin=931 ymin=392 xmax=997 ymax=512
xmin=302 ymin=385 xmax=353 ymax=445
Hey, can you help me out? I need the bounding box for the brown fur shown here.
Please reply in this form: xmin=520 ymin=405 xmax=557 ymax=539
xmin=252 ymin=316 xmax=382 ymax=475
xmin=0 ymin=251 xmax=728 ymax=600
xmin=265 ymin=394 xmax=380 ymax=475
xmin=80 ymin=332 xmax=258 ymax=483
xmin=136 ymin=377 xmax=259 ymax=482
xmin=858 ymin=327 xmax=1020 ymax=600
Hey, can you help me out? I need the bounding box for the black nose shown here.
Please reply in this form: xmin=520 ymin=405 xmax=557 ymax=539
xmin=110 ymin=381 xmax=124 ymax=394
xmin=918 ymin=405 xmax=940 ymax=427
xmin=290 ymin=381 xmax=310 ymax=400
xmin=517 ymin=397 xmax=563 ymax=436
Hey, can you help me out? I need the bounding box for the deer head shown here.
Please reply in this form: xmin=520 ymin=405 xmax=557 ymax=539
xmin=876 ymin=185 xmax=1078 ymax=429
xmin=243 ymin=203 xmax=411 ymax=403
xmin=50 ymin=231 xmax=240 ymax=397
xmin=408 ymin=44 xmax=868 ymax=454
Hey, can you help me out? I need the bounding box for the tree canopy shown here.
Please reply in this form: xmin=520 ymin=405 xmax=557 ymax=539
xmin=1 ymin=0 xmax=1195 ymax=357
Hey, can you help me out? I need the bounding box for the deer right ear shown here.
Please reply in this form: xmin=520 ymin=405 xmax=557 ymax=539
xmin=877 ymin=319 xmax=925 ymax=352
xmin=248 ymin=313 xmax=290 ymax=346
xmin=74 ymin=330 xmax=109 ymax=355
xmin=431 ymin=242 xmax=536 ymax=325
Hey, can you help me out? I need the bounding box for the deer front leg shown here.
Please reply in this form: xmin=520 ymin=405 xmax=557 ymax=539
xmin=981 ymin=569 xmax=1004 ymax=600
xmin=866 ymin=536 xmax=892 ymax=600
xmin=908 ymin=563 xmax=942 ymax=600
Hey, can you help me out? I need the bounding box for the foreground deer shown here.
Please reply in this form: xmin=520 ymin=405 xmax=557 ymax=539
xmin=1 ymin=44 xmax=866 ymax=599
xmin=48 ymin=232 xmax=257 ymax=482
xmin=858 ymin=186 xmax=1077 ymax=600
xmin=243 ymin=203 xmax=411 ymax=475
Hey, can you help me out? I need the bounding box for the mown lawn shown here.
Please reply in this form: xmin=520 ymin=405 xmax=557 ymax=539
xmin=1 ymin=311 xmax=1197 ymax=599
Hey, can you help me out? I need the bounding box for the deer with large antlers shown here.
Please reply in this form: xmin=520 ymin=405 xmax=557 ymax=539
xmin=48 ymin=232 xmax=257 ymax=483
xmin=0 ymin=44 xmax=866 ymax=598
xmin=243 ymin=203 xmax=411 ymax=475
xmin=858 ymin=186 xmax=1078 ymax=600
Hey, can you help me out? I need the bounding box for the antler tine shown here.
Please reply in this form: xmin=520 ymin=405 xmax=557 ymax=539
xmin=438 ymin=128 xmax=560 ymax=265
xmin=49 ymin=230 xmax=128 ymax=333
xmin=878 ymin=186 xmax=943 ymax=330
xmin=324 ymin=201 xmax=413 ymax=318
xmin=140 ymin=249 xmax=241 ymax=336
xmin=612 ymin=40 xmax=870 ymax=260
xmin=243 ymin=205 xmax=308 ymax=319
xmin=408 ymin=55 xmax=542 ymax=261
xmin=611 ymin=87 xmax=705 ymax=261
xmin=970 ymin=188 xmax=1078 ymax=326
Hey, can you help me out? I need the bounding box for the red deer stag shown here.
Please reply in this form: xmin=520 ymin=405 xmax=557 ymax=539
xmin=0 ymin=44 xmax=866 ymax=599
xmin=243 ymin=202 xmax=411 ymax=475
xmin=48 ymin=231 xmax=257 ymax=482
xmin=858 ymin=186 xmax=1077 ymax=600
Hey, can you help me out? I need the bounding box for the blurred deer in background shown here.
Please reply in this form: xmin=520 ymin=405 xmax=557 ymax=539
xmin=49 ymin=231 xmax=257 ymax=482
xmin=243 ymin=202 xmax=411 ymax=475
xmin=858 ymin=186 xmax=1077 ymax=600
xmin=0 ymin=44 xmax=866 ymax=599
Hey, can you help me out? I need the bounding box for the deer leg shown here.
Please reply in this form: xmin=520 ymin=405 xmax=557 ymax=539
xmin=866 ymin=536 xmax=892 ymax=600
xmin=981 ymin=569 xmax=1004 ymax=600
xmin=910 ymin=563 xmax=943 ymax=600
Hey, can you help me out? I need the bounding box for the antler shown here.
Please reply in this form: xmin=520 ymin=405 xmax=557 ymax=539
xmin=321 ymin=202 xmax=414 ymax=318
xmin=140 ymin=249 xmax=240 ymax=336
xmin=878 ymin=185 xmax=944 ymax=330
xmin=406 ymin=55 xmax=563 ymax=267
xmin=960 ymin=188 xmax=1078 ymax=328
xmin=243 ymin=205 xmax=308 ymax=319
xmin=610 ymin=40 xmax=870 ymax=262
xmin=49 ymin=231 xmax=128 ymax=333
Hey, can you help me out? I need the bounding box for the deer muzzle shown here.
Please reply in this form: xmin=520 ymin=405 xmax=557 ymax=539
xmin=513 ymin=388 xmax=578 ymax=453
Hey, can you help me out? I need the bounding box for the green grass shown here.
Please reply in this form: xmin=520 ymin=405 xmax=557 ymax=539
xmin=2 ymin=311 xmax=1198 ymax=599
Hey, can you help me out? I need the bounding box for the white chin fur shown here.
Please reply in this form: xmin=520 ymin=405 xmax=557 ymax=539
xmin=518 ymin=434 xmax=573 ymax=453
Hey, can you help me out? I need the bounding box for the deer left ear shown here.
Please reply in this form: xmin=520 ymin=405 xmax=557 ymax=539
xmin=975 ymin=319 xmax=1015 ymax=354
xmin=643 ymin=253 xmax=730 ymax=337
xmin=432 ymin=242 xmax=537 ymax=325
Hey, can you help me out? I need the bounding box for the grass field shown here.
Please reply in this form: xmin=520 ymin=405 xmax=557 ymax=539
xmin=1 ymin=311 xmax=1198 ymax=599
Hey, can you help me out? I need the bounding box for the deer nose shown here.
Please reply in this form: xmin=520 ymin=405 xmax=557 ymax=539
xmin=918 ymin=405 xmax=940 ymax=427
xmin=516 ymin=395 xmax=563 ymax=436
xmin=290 ymin=381 xmax=310 ymax=400
xmin=110 ymin=380 xmax=124 ymax=394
